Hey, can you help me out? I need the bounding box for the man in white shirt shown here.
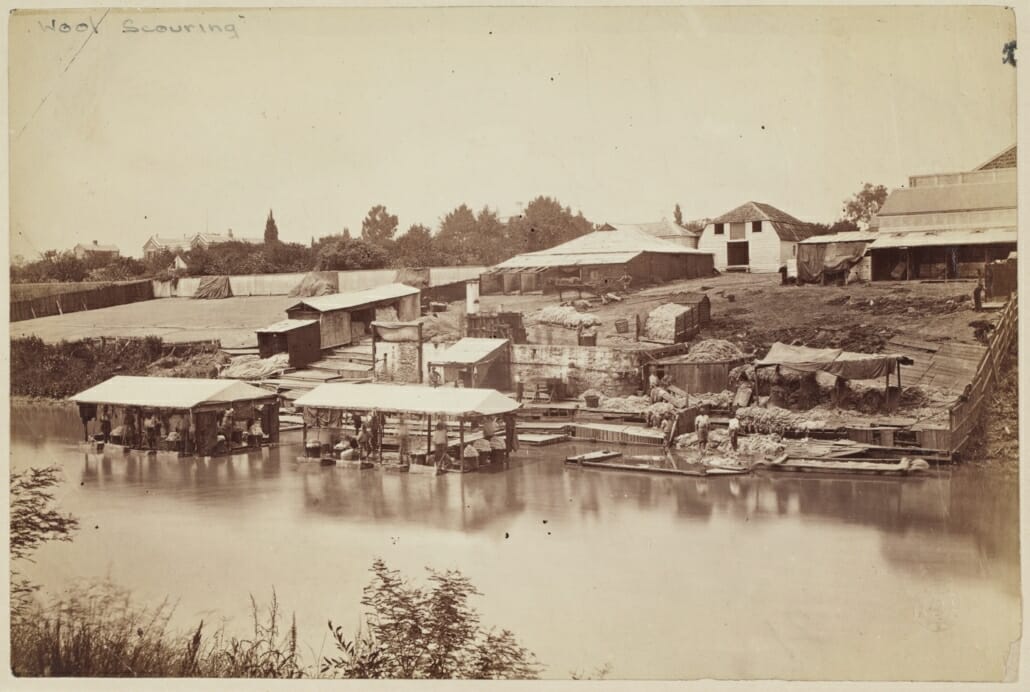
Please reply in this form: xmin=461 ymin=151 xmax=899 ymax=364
xmin=727 ymin=412 xmax=741 ymax=452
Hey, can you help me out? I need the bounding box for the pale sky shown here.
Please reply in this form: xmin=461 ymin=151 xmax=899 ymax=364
xmin=9 ymin=5 xmax=1018 ymax=259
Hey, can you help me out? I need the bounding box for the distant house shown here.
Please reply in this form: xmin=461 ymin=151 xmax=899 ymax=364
xmin=191 ymin=229 xmax=263 ymax=250
xmin=697 ymin=201 xmax=815 ymax=273
xmin=868 ymin=144 xmax=1017 ymax=280
xmin=73 ymin=240 xmax=120 ymax=261
xmin=143 ymin=235 xmax=191 ymax=260
xmin=600 ymin=219 xmax=701 ymax=250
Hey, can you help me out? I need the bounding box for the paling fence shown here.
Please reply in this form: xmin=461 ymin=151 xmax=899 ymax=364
xmin=10 ymin=281 xmax=154 ymax=322
xmin=947 ymin=295 xmax=1018 ymax=456
xmin=152 ymin=267 xmax=485 ymax=298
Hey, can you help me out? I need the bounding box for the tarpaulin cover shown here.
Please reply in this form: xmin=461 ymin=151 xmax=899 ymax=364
xmin=372 ymin=321 xmax=423 ymax=343
xmin=755 ymin=342 xmax=901 ymax=380
xmin=288 ymin=272 xmax=338 ymax=297
xmin=797 ymin=241 xmax=868 ymax=283
xmin=394 ymin=267 xmax=430 ymax=289
xmin=193 ymin=275 xmax=233 ymax=299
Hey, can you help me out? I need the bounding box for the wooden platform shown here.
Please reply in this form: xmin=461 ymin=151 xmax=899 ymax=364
xmin=573 ymin=422 xmax=665 ymax=446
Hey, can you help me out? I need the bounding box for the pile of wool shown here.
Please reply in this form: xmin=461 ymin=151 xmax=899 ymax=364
xmin=534 ymin=306 xmax=601 ymax=329
xmin=682 ymin=339 xmax=744 ymax=363
xmin=643 ymin=304 xmax=689 ymax=342
xmin=219 ymin=353 xmax=290 ymax=380
xmin=675 ymin=428 xmax=728 ymax=448
xmin=692 ymin=390 xmax=735 ymax=410
xmin=722 ymin=433 xmax=786 ymax=457
xmin=736 ymin=405 xmax=799 ymax=435
xmin=597 ymin=394 xmax=651 ymax=413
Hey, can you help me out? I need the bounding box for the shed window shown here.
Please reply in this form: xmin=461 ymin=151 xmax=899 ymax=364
xmin=752 ymin=221 xmax=762 ymax=233
xmin=714 ymin=223 xmax=724 ymax=235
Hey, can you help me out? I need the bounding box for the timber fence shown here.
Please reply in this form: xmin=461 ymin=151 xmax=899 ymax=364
xmin=947 ymin=295 xmax=1018 ymax=456
xmin=10 ymin=280 xmax=154 ymax=322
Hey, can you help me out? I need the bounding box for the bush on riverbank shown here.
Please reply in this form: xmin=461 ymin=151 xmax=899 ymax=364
xmin=10 ymin=336 xmax=223 ymax=399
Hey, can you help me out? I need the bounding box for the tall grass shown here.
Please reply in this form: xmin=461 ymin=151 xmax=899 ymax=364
xmin=11 ymin=580 xmax=304 ymax=678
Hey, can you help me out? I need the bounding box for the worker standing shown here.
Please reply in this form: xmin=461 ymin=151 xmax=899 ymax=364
xmin=694 ymin=407 xmax=711 ymax=457
xmin=727 ymin=412 xmax=741 ymax=452
xmin=973 ymin=278 xmax=984 ymax=312
xmin=429 ymin=369 xmax=442 ymax=388
xmin=432 ymin=420 xmax=450 ymax=468
xmin=514 ymin=374 xmax=524 ymax=403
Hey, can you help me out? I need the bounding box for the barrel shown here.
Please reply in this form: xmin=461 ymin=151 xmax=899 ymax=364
xmin=584 ymin=394 xmax=601 ymax=408
xmin=614 ymin=318 xmax=629 ymax=334
xmin=579 ymin=333 xmax=597 ymax=346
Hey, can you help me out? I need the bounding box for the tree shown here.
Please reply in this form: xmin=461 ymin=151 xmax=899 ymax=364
xmin=10 ymin=466 xmax=79 ymax=618
xmin=673 ymin=203 xmax=684 ymax=227
xmin=394 ymin=224 xmax=438 ymax=268
xmin=322 ymin=559 xmax=539 ymax=680
xmin=316 ymin=237 xmax=390 ymax=270
xmin=842 ymin=183 xmax=888 ymax=228
xmin=435 ymin=204 xmax=479 ymax=265
xmin=264 ymin=209 xmax=280 ymax=245
xmin=361 ymin=205 xmax=399 ymax=246
xmin=506 ymin=196 xmax=593 ymax=254
xmin=473 ymin=207 xmax=508 ymax=266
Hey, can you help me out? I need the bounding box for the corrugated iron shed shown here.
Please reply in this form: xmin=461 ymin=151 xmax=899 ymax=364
xmin=287 ymin=283 xmax=419 ymax=313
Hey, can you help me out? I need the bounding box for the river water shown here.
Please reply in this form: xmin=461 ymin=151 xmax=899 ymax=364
xmin=11 ymin=403 xmax=1020 ymax=680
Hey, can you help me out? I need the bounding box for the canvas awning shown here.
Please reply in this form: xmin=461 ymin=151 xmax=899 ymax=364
xmin=293 ymin=382 xmax=520 ymax=416
xmin=870 ymin=227 xmax=1017 ymax=250
xmin=755 ymin=342 xmax=911 ymax=380
xmin=797 ymin=238 xmax=869 ymax=283
xmin=428 ymin=338 xmax=509 ymax=367
xmin=70 ymin=376 xmax=277 ymax=409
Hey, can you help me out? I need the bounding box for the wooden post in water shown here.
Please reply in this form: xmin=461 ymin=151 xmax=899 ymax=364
xmin=426 ymin=414 xmax=432 ymax=466
xmin=378 ymin=412 xmax=383 ymax=464
xmin=459 ymin=418 xmax=465 ymax=471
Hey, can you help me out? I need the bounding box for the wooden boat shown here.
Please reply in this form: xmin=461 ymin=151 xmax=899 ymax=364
xmin=565 ymin=449 xmax=622 ymax=464
xmin=755 ymin=455 xmax=931 ymax=476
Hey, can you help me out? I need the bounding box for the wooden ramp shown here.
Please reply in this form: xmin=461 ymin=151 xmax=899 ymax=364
xmin=518 ymin=433 xmax=570 ymax=446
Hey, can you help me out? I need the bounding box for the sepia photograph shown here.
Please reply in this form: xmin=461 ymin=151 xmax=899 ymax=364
xmin=4 ymin=3 xmax=1023 ymax=686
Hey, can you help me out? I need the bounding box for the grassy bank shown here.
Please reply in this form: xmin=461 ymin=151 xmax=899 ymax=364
xmin=10 ymin=336 xmax=228 ymax=399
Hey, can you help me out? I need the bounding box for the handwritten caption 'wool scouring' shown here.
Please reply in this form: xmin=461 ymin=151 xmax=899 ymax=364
xmin=36 ymin=17 xmax=240 ymax=39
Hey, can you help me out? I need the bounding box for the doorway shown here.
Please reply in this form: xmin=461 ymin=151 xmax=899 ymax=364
xmin=727 ymin=241 xmax=750 ymax=266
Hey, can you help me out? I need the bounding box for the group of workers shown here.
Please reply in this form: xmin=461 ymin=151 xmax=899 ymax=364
xmin=326 ymin=411 xmax=516 ymax=471
xmin=93 ymin=406 xmax=265 ymax=455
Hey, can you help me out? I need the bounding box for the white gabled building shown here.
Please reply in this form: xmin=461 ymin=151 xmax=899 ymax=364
xmin=697 ymin=201 xmax=815 ymax=273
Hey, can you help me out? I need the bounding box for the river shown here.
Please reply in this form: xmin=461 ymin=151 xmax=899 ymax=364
xmin=11 ymin=403 xmax=1020 ymax=680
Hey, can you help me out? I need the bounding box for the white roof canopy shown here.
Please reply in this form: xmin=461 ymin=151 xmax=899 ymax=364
xmin=428 ymin=338 xmax=509 ymax=366
xmin=287 ymin=283 xmax=419 ymax=313
xmin=294 ymin=382 xmax=520 ymax=417
xmin=870 ymin=227 xmax=1017 ymax=250
xmin=70 ymin=376 xmax=277 ymax=409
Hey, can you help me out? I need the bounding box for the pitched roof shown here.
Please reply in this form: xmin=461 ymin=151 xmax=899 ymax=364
xmin=70 ymin=376 xmax=276 ymax=409
xmin=74 ymin=243 xmax=119 ymax=253
xmin=878 ymin=179 xmax=1017 ymax=216
xmin=193 ymin=233 xmax=263 ymax=245
xmin=255 ymin=318 xmax=318 ymax=334
xmin=603 ymin=218 xmax=701 ymax=239
xmin=975 ymin=144 xmax=1016 ymax=170
xmin=428 ymin=338 xmax=509 ymax=366
xmin=710 ymin=201 xmax=815 ymax=241
xmin=294 ymin=382 xmax=520 ymax=416
xmin=494 ymin=227 xmax=711 ymax=269
xmin=145 ymin=235 xmax=191 ymax=250
xmin=287 ymin=283 xmax=419 ymax=313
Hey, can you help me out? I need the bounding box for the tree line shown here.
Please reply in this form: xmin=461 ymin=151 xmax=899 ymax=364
xmin=10 ymin=196 xmax=595 ymax=283
xmin=10 ymin=183 xmax=888 ymax=284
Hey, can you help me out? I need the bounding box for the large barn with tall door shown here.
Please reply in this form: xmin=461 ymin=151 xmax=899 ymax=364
xmin=697 ymin=201 xmax=815 ymax=273
xmin=480 ymin=226 xmax=714 ymax=295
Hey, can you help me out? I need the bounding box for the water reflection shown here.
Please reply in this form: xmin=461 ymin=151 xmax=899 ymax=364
xmin=9 ymin=402 xmax=1021 ymax=678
